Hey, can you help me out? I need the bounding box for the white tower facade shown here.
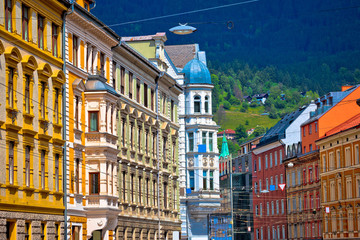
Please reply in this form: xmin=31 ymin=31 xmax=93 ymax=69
xmin=165 ymin=46 xmax=221 ymax=240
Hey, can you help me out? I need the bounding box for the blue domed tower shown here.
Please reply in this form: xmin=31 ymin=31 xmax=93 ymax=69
xmin=166 ymin=46 xmax=221 ymax=240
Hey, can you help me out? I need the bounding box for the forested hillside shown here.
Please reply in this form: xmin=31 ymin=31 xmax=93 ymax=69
xmin=94 ymin=0 xmax=360 ymax=94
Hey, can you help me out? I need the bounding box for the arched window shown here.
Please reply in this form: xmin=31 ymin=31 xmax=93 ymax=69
xmin=205 ymin=96 xmax=209 ymax=113
xmin=194 ymin=96 xmax=201 ymax=113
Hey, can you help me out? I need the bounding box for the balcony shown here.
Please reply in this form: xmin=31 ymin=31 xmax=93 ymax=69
xmin=85 ymin=132 xmax=118 ymax=146
xmin=86 ymin=195 xmax=118 ymax=209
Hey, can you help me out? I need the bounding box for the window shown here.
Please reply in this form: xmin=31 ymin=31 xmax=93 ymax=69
xmin=5 ymin=0 xmax=12 ymax=31
xmin=138 ymin=177 xmax=142 ymax=204
xmin=315 ymin=165 xmax=319 ymax=181
xmin=54 ymin=88 xmax=60 ymax=124
xmin=145 ymin=131 xmax=149 ymax=155
xmin=303 ymin=168 xmax=306 ymax=184
xmin=189 ymin=170 xmax=194 ymax=190
xmin=121 ymin=118 xmax=126 ymax=147
xmin=279 ymin=150 xmax=283 ymax=163
xmin=89 ymin=172 xmax=99 ymax=194
xmin=40 ymin=82 xmax=46 ymax=119
xmin=136 ymin=80 xmax=140 ymax=103
xmin=151 ymin=89 xmax=155 ymax=110
xmin=337 ymin=150 xmax=341 ymax=168
xmin=130 ymin=174 xmax=134 ymax=202
xmin=163 ymin=137 xmax=167 ymax=161
xmin=22 ymin=5 xmax=29 ymax=41
xmin=6 ymin=221 xmax=16 ymax=240
xmin=274 ymin=151 xmax=277 ymax=166
xmin=275 ymin=175 xmax=278 ymax=189
xmin=138 ymin=127 xmax=142 ymax=152
xmin=25 ymin=146 xmax=30 ymax=187
xmin=72 ymin=226 xmax=80 ymax=240
xmin=55 ymin=154 xmax=59 ymax=192
xmin=89 ymin=111 xmax=99 ymax=132
xmin=202 ymin=132 xmax=207 ymax=147
xmin=258 ymin=157 xmax=261 ymax=171
xmin=323 ymin=154 xmax=326 ymax=172
xmin=345 ymin=147 xmax=351 ymax=166
xmin=75 ymin=158 xmax=80 ymax=194
xmin=266 ymin=178 xmax=269 ymax=190
xmin=153 ymin=180 xmax=157 ymax=206
xmin=315 ymin=122 xmax=318 ymax=132
xmin=40 ymin=223 xmax=46 ymax=240
xmin=38 ymin=15 xmax=45 ymax=49
xmin=112 ymin=61 xmax=116 ymax=89
xmin=171 ymin=100 xmax=174 ymax=121
xmin=297 ymin=169 xmax=301 ymax=185
xmin=120 ymin=67 xmax=125 ymax=94
xmin=129 ymin=72 xmax=133 ymax=98
xmin=303 ymin=126 xmax=306 ymax=137
xmin=309 ymin=144 xmax=313 ymax=152
xmin=304 ymin=195 xmax=307 ymax=209
xmin=122 ymin=171 xmax=126 ymax=201
xmin=265 ymin=155 xmax=268 ymax=169
xmin=54 ymin=223 xmax=59 ymax=240
xmin=292 ymin=171 xmax=295 ymax=187
xmin=8 ymin=141 xmax=14 ymax=185
xmin=74 ymin=96 xmax=79 ymax=128
xmin=162 ymin=95 xmax=166 ymax=114
xmin=144 ymin=83 xmax=148 ymax=107
xmin=356 ymin=145 xmax=359 ymax=164
xmin=259 ymin=180 xmax=262 ymax=192
xmin=146 ymin=178 xmax=149 ymax=205
xmin=194 ymin=96 xmax=201 ymax=113
xmin=25 ymin=222 xmax=31 ymax=240
xmin=100 ymin=52 xmax=105 ymax=76
xmin=254 ymin=159 xmax=257 ymax=172
xmin=210 ymin=171 xmax=214 ymax=190
xmin=73 ymin=35 xmax=78 ymax=66
xmin=309 ymin=124 xmax=312 ymax=134
xmin=256 ymin=205 xmax=259 ymax=216
xmin=270 ymin=153 xmax=273 ymax=168
xmin=209 ymin=133 xmax=213 ymax=152
xmin=8 ymin=67 xmax=14 ymax=108
xmin=260 ymin=203 xmax=263 ymax=216
xmin=205 ymin=96 xmax=209 ymax=113
xmin=271 ymin=201 xmax=274 ymax=215
xmin=189 ymin=132 xmax=194 ymax=152
xmin=280 ymin=174 xmax=283 ymax=184
xmin=163 ymin=182 xmax=168 ymax=208
xmin=52 ymin=24 xmax=58 ymax=57
xmin=281 ymin=199 xmax=284 ymax=214
xmin=41 ymin=150 xmax=46 ymax=189
xmin=203 ymin=171 xmax=207 ymax=190
xmin=299 ymin=196 xmax=302 ymax=211
xmin=267 ymin=202 xmax=269 ymax=215
xmin=276 ymin=200 xmax=279 ymax=214
xmin=25 ymin=75 xmax=31 ymax=113
xmin=309 ymin=167 xmax=313 ymax=183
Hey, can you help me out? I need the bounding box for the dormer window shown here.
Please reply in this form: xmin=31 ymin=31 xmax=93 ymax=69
xmin=194 ymin=96 xmax=201 ymax=113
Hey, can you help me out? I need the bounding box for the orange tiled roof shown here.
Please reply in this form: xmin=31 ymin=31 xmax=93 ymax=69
xmin=218 ymin=129 xmax=236 ymax=135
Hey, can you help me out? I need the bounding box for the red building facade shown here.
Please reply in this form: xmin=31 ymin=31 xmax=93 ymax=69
xmin=252 ymin=143 xmax=287 ymax=240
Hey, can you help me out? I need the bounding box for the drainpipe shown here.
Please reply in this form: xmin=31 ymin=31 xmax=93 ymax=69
xmin=62 ymin=1 xmax=74 ymax=239
xmin=155 ymin=71 xmax=164 ymax=240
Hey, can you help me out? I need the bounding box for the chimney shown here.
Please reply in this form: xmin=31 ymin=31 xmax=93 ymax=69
xmin=341 ymin=85 xmax=353 ymax=91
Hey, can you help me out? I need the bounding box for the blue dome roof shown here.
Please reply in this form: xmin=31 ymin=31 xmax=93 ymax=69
xmin=182 ymin=59 xmax=211 ymax=84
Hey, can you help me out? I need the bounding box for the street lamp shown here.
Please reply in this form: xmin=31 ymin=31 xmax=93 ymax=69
xmin=169 ymin=23 xmax=197 ymax=35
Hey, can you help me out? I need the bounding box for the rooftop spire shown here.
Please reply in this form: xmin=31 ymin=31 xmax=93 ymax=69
xmin=219 ymin=133 xmax=230 ymax=158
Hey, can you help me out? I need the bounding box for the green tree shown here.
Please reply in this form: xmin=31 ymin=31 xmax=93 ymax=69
xmin=235 ymin=124 xmax=247 ymax=140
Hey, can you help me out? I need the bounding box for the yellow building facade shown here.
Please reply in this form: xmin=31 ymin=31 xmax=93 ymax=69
xmin=317 ymin=114 xmax=360 ymax=239
xmin=0 ymin=0 xmax=68 ymax=239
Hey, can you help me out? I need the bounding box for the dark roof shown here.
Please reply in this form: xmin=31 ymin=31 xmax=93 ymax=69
xmin=85 ymin=75 xmax=120 ymax=97
xmin=253 ymin=93 xmax=268 ymax=98
xmin=256 ymin=106 xmax=306 ymax=148
xmin=164 ymin=44 xmax=196 ymax=69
